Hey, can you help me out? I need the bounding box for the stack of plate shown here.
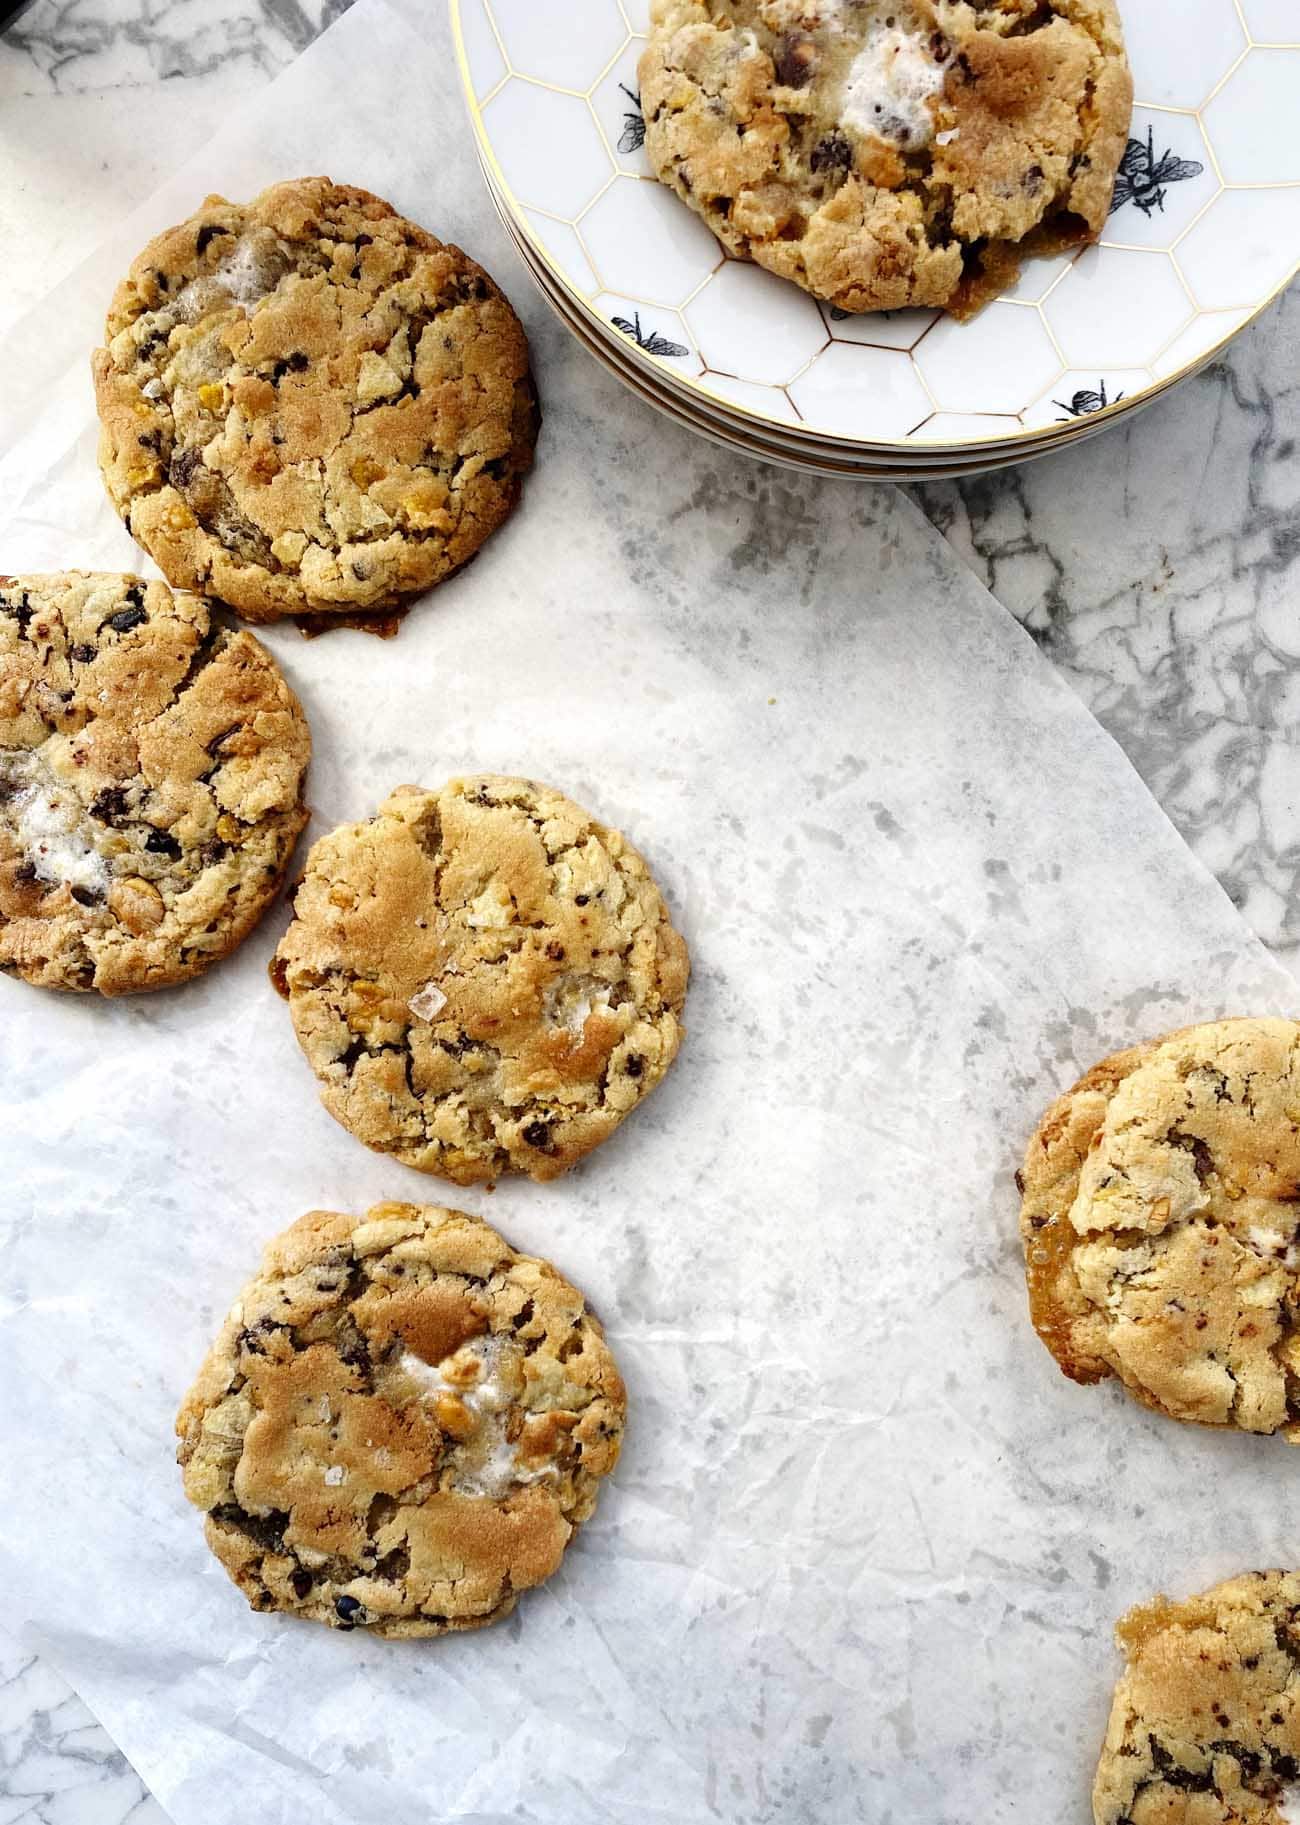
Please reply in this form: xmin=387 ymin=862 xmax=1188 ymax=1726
xmin=452 ymin=0 xmax=1297 ymax=479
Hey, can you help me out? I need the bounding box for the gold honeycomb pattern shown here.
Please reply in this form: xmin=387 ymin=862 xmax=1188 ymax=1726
xmin=453 ymin=0 xmax=1299 ymax=449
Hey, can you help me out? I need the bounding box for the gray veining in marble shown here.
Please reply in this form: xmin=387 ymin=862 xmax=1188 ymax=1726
xmin=0 ymin=1635 xmax=167 ymax=1825
xmin=911 ymin=285 xmax=1300 ymax=964
xmin=0 ymin=2 xmax=1296 ymax=1820
xmin=1 ymin=0 xmax=353 ymax=92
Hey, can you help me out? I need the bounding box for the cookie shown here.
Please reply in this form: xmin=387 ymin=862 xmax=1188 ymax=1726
xmin=640 ymin=0 xmax=1132 ymax=316
xmin=0 ymin=572 xmax=309 ymax=995
xmin=271 ymin=777 xmax=689 ymax=1183
xmin=1019 ymin=1018 xmax=1300 ymax=1439
xmin=92 ymin=178 xmax=539 ymax=630
xmin=1094 ymin=1572 xmax=1300 ymax=1824
xmin=176 ymin=1202 xmax=625 ymax=1637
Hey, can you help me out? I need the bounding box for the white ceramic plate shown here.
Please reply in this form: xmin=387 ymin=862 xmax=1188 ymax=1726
xmin=486 ymin=162 xmax=1133 ymax=477
xmin=453 ymin=0 xmax=1298 ymax=455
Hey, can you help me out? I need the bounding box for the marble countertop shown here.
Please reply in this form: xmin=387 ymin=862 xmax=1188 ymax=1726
xmin=0 ymin=2 xmax=1296 ymax=1820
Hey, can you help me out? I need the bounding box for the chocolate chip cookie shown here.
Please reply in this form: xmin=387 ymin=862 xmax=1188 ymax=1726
xmin=92 ymin=178 xmax=539 ymax=630
xmin=1020 ymin=1017 xmax=1300 ymax=1440
xmin=640 ymin=0 xmax=1132 ymax=316
xmin=176 ymin=1201 xmax=626 ymax=1637
xmin=0 ymin=572 xmax=309 ymax=995
xmin=1094 ymin=1572 xmax=1300 ymax=1824
xmin=271 ymin=777 xmax=689 ymax=1184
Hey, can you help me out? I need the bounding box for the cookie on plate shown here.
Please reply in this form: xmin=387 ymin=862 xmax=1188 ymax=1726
xmin=1094 ymin=1571 xmax=1300 ymax=1824
xmin=1019 ymin=1017 xmax=1300 ymax=1439
xmin=177 ymin=1201 xmax=626 ymax=1636
xmin=0 ymin=572 xmax=309 ymax=995
xmin=92 ymin=177 xmax=539 ymax=630
xmin=639 ymin=0 xmax=1132 ymax=316
xmin=271 ymin=776 xmax=689 ymax=1183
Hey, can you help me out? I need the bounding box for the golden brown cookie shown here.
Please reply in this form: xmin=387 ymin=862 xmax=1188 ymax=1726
xmin=640 ymin=0 xmax=1132 ymax=316
xmin=92 ymin=178 xmax=539 ymax=630
xmin=271 ymin=776 xmax=689 ymax=1184
xmin=1094 ymin=1572 xmax=1300 ymax=1824
xmin=176 ymin=1202 xmax=626 ymax=1637
xmin=1020 ymin=1018 xmax=1300 ymax=1440
xmin=0 ymin=572 xmax=309 ymax=995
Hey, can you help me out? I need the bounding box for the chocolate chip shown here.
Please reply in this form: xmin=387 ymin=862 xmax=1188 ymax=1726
xmin=1208 ymin=1741 xmax=1261 ymax=1779
xmin=14 ymin=862 xmax=37 ymax=885
xmin=170 ymin=448 xmax=202 ymax=490
xmin=108 ymin=605 xmax=148 ymax=634
xmin=574 ymin=894 xmax=589 ymax=906
xmin=238 ymin=1317 xmax=287 ymax=1356
xmin=69 ymin=643 xmax=96 ymax=663
xmin=810 ymin=132 xmax=852 ymax=176
xmin=336 ymin=1326 xmax=372 ymax=1379
xmin=290 ymin=1568 xmax=314 ymax=1598
xmin=1 ymin=592 xmax=32 ymax=633
xmin=1014 ymin=1168 xmax=1026 ymax=1194
xmin=272 ymin=351 xmax=310 ymax=380
xmin=210 ymin=1503 xmax=290 ymax=1556
xmin=70 ymin=885 xmax=102 ymax=908
xmin=522 ymin=1121 xmax=552 ymax=1149
xmin=145 ymin=828 xmax=182 ymax=859
xmin=929 ymin=31 xmax=950 ymax=60
xmin=90 ymin=784 xmax=130 ymax=823
xmin=774 ymin=33 xmax=817 ymax=87
xmin=335 ymin=1594 xmax=363 ymax=1625
xmin=195 ymin=223 xmax=228 ymax=256
xmin=545 ymin=941 xmax=566 ymax=961
xmin=1148 ymin=1739 xmax=1212 ymax=1792
xmin=625 ymin=1054 xmax=644 ymax=1079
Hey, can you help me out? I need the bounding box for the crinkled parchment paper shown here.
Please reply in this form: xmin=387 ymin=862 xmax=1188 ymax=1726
xmin=0 ymin=5 xmax=1296 ymax=1821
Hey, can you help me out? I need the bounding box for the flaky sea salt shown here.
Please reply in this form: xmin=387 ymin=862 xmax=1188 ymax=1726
xmin=408 ymin=981 xmax=448 ymax=1021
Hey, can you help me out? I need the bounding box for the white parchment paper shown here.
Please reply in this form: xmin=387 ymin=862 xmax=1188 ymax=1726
xmin=1 ymin=6 xmax=1297 ymax=1821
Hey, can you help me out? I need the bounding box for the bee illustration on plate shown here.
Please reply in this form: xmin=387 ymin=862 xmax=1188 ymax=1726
xmin=1111 ymin=126 xmax=1204 ymax=217
xmin=617 ymin=83 xmax=646 ymax=154
xmin=1054 ymin=380 xmax=1124 ymax=420
xmin=612 ymin=311 xmax=690 ymax=359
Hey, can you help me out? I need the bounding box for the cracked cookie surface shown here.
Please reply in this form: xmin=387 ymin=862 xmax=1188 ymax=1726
xmin=272 ymin=777 xmax=689 ymax=1184
xmin=92 ymin=177 xmax=539 ymax=629
xmin=640 ymin=0 xmax=1131 ymax=316
xmin=1094 ymin=1572 xmax=1300 ymax=1825
xmin=0 ymin=572 xmax=309 ymax=995
xmin=1020 ymin=1018 xmax=1300 ymax=1440
xmin=177 ymin=1201 xmax=626 ymax=1637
